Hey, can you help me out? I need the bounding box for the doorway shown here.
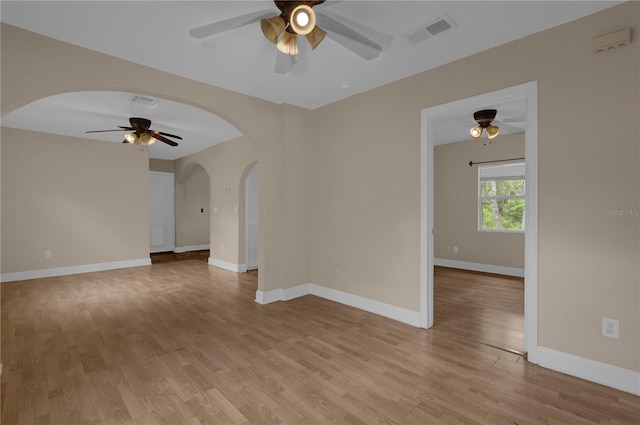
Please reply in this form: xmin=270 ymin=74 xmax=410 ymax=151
xmin=420 ymin=82 xmax=539 ymax=362
xmin=149 ymin=171 xmax=175 ymax=253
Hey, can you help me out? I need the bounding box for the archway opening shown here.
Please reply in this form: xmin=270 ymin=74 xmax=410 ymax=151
xmin=175 ymin=162 xmax=211 ymax=256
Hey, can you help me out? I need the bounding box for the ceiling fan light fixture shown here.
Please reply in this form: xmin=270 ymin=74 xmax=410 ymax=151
xmin=260 ymin=16 xmax=286 ymax=44
xmin=124 ymin=133 xmax=137 ymax=143
xmin=306 ymin=25 xmax=327 ymax=50
xmin=290 ymin=5 xmax=316 ymax=35
xmin=140 ymin=133 xmax=154 ymax=145
xmin=486 ymin=125 xmax=500 ymax=139
xmin=277 ymin=31 xmax=299 ymax=55
xmin=470 ymin=109 xmax=499 ymax=140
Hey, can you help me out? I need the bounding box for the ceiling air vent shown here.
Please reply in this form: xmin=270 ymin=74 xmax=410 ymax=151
xmin=406 ymin=15 xmax=456 ymax=44
xmin=130 ymin=95 xmax=158 ymax=107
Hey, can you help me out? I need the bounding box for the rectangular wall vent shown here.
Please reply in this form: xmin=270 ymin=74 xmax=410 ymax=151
xmin=406 ymin=15 xmax=456 ymax=44
xmin=593 ymin=27 xmax=631 ymax=54
xmin=130 ymin=95 xmax=158 ymax=106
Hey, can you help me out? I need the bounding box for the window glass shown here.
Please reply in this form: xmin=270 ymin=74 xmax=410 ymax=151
xmin=479 ymin=163 xmax=525 ymax=232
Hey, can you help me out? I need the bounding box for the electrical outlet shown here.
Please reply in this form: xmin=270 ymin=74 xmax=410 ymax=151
xmin=453 ymin=246 xmax=459 ymax=254
xmin=602 ymin=317 xmax=619 ymax=339
xmin=44 ymin=250 xmax=52 ymax=259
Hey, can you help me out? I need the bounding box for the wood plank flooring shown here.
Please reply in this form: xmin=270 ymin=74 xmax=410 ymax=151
xmin=2 ymin=261 xmax=639 ymax=424
xmin=434 ymin=266 xmax=525 ymax=354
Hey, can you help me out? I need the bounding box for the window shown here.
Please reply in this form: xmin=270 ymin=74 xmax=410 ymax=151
xmin=478 ymin=162 xmax=525 ymax=232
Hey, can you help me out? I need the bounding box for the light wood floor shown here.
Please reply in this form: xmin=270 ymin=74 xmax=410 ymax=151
xmin=2 ymin=261 xmax=639 ymax=425
xmin=434 ymin=266 xmax=525 ymax=354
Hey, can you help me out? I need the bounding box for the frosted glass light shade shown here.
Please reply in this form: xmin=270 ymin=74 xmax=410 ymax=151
xmin=290 ymin=5 xmax=316 ymax=35
xmin=277 ymin=31 xmax=299 ymax=55
xmin=306 ymin=26 xmax=327 ymax=50
xmin=140 ymin=133 xmax=154 ymax=144
xmin=486 ymin=125 xmax=500 ymax=139
xmin=261 ymin=16 xmax=286 ymax=44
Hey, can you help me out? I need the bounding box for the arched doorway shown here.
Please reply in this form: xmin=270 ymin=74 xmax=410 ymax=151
xmin=175 ymin=163 xmax=211 ymax=253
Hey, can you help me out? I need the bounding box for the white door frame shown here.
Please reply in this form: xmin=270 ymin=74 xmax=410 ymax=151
xmin=245 ymin=164 xmax=259 ymax=271
xmin=420 ymin=81 xmax=539 ymax=363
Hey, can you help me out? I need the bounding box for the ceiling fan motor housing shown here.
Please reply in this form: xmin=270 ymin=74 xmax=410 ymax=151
xmin=130 ymin=117 xmax=152 ymax=132
xmin=473 ymin=109 xmax=497 ymax=127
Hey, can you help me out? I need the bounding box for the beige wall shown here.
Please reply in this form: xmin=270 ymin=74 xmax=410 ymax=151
xmin=1 ymin=127 xmax=149 ymax=272
xmin=434 ymin=133 xmax=525 ymax=268
xmin=281 ymin=104 xmax=312 ymax=288
xmin=1 ymin=2 xmax=638 ymax=375
xmin=308 ymin=2 xmax=639 ymax=371
xmin=149 ymin=159 xmax=174 ymax=173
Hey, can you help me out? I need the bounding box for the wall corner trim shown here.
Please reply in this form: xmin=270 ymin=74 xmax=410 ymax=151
xmin=255 ymin=283 xmax=422 ymax=327
xmin=208 ymin=257 xmax=245 ymax=273
xmin=1 ymin=258 xmax=151 ymax=283
xmin=434 ymin=258 xmax=524 ymax=277
xmin=537 ymin=346 xmax=640 ymax=396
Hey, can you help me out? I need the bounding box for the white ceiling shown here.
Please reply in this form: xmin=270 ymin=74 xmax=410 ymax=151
xmin=0 ymin=1 xmax=620 ymax=159
xmin=1 ymin=91 xmax=242 ymax=161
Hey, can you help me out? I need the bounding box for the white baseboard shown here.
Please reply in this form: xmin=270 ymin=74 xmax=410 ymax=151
xmin=1 ymin=258 xmax=151 ymax=283
xmin=434 ymin=258 xmax=524 ymax=277
xmin=208 ymin=257 xmax=245 ymax=273
xmin=255 ymin=283 xmax=421 ymax=327
xmin=537 ymin=347 xmax=640 ymax=395
xmin=174 ymin=244 xmax=210 ymax=253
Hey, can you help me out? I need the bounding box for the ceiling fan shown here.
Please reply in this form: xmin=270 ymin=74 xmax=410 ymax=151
xmin=188 ymin=0 xmax=392 ymax=74
xmin=470 ymin=109 xmax=500 ymax=140
xmin=86 ymin=117 xmax=182 ymax=146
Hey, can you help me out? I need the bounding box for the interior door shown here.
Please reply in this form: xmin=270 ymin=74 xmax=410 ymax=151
xmin=149 ymin=171 xmax=175 ymax=253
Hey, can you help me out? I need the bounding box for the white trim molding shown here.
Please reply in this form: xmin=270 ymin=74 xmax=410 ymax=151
xmin=537 ymin=347 xmax=640 ymax=396
xmin=421 ymin=81 xmax=539 ymax=360
xmin=255 ymin=283 xmax=422 ymax=327
xmin=1 ymin=258 xmax=151 ymax=283
xmin=208 ymin=257 xmax=246 ymax=273
xmin=434 ymin=258 xmax=524 ymax=278
xmin=174 ymin=244 xmax=210 ymax=253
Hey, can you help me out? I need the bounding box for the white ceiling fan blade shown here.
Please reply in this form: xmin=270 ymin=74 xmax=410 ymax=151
xmin=292 ymin=38 xmax=309 ymax=75
xmin=500 ymin=116 xmax=526 ymax=124
xmin=314 ymin=1 xmax=345 ymax=11
xmin=316 ymin=12 xmax=390 ymax=60
xmin=274 ymin=52 xmax=295 ymax=75
xmin=324 ymin=32 xmax=381 ymax=60
xmin=189 ymin=9 xmax=275 ymax=39
xmin=495 ymin=121 xmax=525 ymax=133
xmin=274 ymin=38 xmax=309 ymax=75
xmin=318 ymin=10 xmax=392 ymax=49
